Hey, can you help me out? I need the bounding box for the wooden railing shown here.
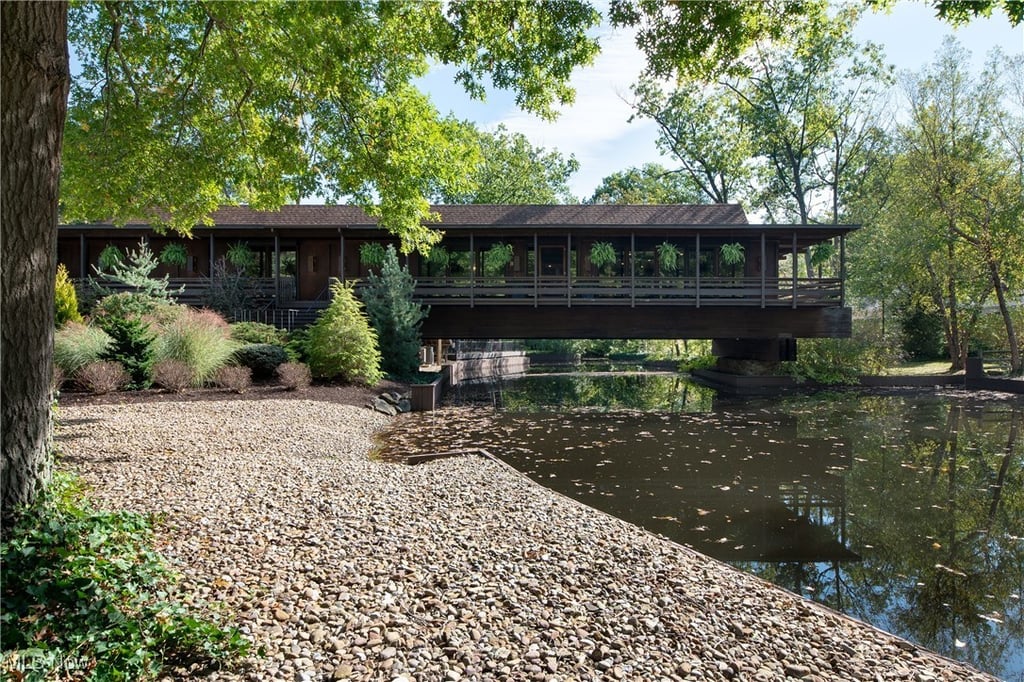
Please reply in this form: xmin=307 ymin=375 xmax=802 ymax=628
xmin=411 ymin=275 xmax=842 ymax=308
xmin=78 ymin=277 xmax=296 ymax=307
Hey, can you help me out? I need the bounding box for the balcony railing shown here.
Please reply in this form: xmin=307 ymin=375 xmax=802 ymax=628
xmin=411 ymin=275 xmax=842 ymax=308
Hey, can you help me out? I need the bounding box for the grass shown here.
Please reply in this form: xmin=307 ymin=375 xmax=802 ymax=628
xmin=885 ymin=360 xmax=957 ymax=376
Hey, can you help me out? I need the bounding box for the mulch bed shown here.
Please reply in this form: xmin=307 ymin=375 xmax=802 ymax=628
xmin=57 ymin=378 xmax=410 ymax=409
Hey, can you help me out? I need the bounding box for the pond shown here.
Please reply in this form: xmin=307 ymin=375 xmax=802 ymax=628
xmin=378 ymin=372 xmax=1024 ymax=680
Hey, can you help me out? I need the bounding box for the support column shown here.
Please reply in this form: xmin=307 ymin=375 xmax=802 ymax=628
xmin=79 ymin=233 xmax=86 ymax=278
xmin=839 ymin=234 xmax=846 ymax=307
xmin=695 ymin=233 xmax=701 ymax=308
xmin=630 ymin=232 xmax=636 ymax=308
xmin=760 ymin=232 xmax=766 ymax=308
xmin=567 ymin=233 xmax=572 ymax=308
xmin=533 ymin=232 xmax=539 ymax=308
xmin=469 ymin=232 xmax=475 ymax=308
xmin=209 ymin=234 xmax=215 ymax=276
xmin=792 ymin=232 xmax=798 ymax=309
xmin=274 ymin=232 xmax=281 ymax=303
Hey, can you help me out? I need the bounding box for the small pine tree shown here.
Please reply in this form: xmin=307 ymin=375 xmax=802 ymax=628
xmin=305 ymin=280 xmax=383 ymax=385
xmin=92 ymin=239 xmax=183 ymax=303
xmin=55 ymin=264 xmax=83 ymax=326
xmin=362 ymin=245 xmax=429 ymax=379
xmin=99 ymin=316 xmax=156 ymax=390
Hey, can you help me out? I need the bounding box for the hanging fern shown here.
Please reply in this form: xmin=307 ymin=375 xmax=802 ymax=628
xmin=590 ymin=241 xmax=617 ymax=274
xmin=97 ymin=244 xmax=124 ymax=272
xmin=656 ymin=241 xmax=680 ymax=275
xmin=159 ymin=243 xmax=189 ymax=268
xmin=226 ymin=242 xmax=258 ymax=275
xmin=359 ymin=242 xmax=387 ymax=269
xmin=483 ymin=243 xmax=514 ymax=276
xmin=719 ymin=242 xmax=745 ymax=266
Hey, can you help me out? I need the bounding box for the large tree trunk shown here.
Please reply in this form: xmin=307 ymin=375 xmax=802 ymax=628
xmin=1 ymin=1 xmax=70 ymax=521
xmin=987 ymin=258 xmax=1021 ymax=374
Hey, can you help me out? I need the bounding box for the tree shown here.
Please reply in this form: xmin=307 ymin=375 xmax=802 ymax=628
xmin=589 ymin=163 xmax=704 ymax=204
xmin=433 ymin=123 xmax=579 ymax=204
xmin=305 ymin=280 xmax=383 ymax=386
xmin=1 ymin=1 xmax=601 ymax=517
xmin=363 ymin=246 xmax=429 ymax=379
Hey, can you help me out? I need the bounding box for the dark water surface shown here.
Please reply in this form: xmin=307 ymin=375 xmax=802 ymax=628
xmin=379 ymin=373 xmax=1024 ymax=680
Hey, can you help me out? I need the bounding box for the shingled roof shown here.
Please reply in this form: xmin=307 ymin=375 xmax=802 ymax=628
xmin=84 ymin=203 xmax=751 ymax=229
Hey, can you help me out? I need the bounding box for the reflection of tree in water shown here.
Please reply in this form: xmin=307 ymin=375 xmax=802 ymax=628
xmin=819 ymin=398 xmax=1022 ymax=677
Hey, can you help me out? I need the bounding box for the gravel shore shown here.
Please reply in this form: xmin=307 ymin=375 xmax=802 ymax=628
xmin=57 ymin=399 xmax=996 ymax=681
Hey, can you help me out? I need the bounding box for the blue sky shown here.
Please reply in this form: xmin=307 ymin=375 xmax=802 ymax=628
xmin=417 ymin=1 xmax=1023 ymax=201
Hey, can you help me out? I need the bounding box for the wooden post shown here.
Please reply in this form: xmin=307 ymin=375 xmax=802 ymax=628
xmin=630 ymin=232 xmax=636 ymax=308
xmin=839 ymin=234 xmax=846 ymax=307
xmin=274 ymin=232 xmax=281 ymax=303
xmin=469 ymin=232 xmax=474 ymax=308
xmin=760 ymin=232 xmax=766 ymax=308
xmin=792 ymin=232 xmax=798 ymax=309
xmin=567 ymin=233 xmax=572 ymax=308
xmin=209 ymin=234 xmax=215 ymax=277
xmin=79 ymin=233 xmax=86 ymax=278
xmin=695 ymin=232 xmax=701 ymax=308
xmin=339 ymin=228 xmax=346 ymax=282
xmin=533 ymin=232 xmax=539 ymax=308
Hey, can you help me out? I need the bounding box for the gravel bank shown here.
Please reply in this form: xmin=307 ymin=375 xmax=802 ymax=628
xmin=57 ymin=399 xmax=995 ymax=681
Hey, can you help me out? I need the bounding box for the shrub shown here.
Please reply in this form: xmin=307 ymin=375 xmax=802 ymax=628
xmin=154 ymin=308 xmax=240 ymax=386
xmin=152 ymin=359 xmax=194 ymax=392
xmin=784 ymin=338 xmax=890 ymax=385
xmin=214 ymin=365 xmax=252 ymax=393
xmin=91 ymin=239 xmax=183 ymax=302
xmin=54 ymin=322 xmax=112 ymax=376
xmin=91 ymin=291 xmax=171 ymax=324
xmin=362 ymin=245 xmax=429 ymax=379
xmin=234 ymin=344 xmax=289 ymax=380
xmin=306 ymin=280 xmax=382 ymax=385
xmin=900 ymin=302 xmax=945 ymax=360
xmin=55 ymin=264 xmax=83 ymax=326
xmin=99 ymin=316 xmax=156 ymax=390
xmin=230 ymin=321 xmax=288 ymax=346
xmin=76 ymin=361 xmax=129 ymax=394
xmin=1 ymin=473 xmax=247 ymax=679
xmin=277 ymin=362 xmax=312 ymax=391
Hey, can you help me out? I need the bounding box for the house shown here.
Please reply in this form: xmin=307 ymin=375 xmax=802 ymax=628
xmin=59 ymin=203 xmax=856 ymax=362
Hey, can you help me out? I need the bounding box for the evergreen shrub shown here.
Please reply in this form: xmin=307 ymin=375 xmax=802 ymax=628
xmin=55 ymin=264 xmax=83 ymax=326
xmin=229 ymin=321 xmax=288 ymax=346
xmin=306 ymin=280 xmax=382 ymax=385
xmin=99 ymin=317 xmax=156 ymax=390
xmin=233 ymin=344 xmax=289 ymax=380
xmin=362 ymin=245 xmax=428 ymax=379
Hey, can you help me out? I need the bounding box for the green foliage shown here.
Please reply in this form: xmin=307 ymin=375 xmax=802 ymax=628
xmin=784 ymin=338 xmax=889 ymax=385
xmin=359 ymin=243 xmax=387 ymax=269
xmin=153 ymin=308 xmax=240 ymax=387
xmin=229 ymin=321 xmax=289 ymax=346
xmin=225 ymin=242 xmax=258 ymax=275
xmin=900 ymin=303 xmax=947 ymax=361
xmin=233 ymin=344 xmax=289 ymax=381
xmin=362 ymin=245 xmax=429 ymax=379
xmin=435 ymin=123 xmax=580 ymax=204
xmin=54 ymin=323 xmax=112 ymax=377
xmin=589 ymin=163 xmax=703 ymax=204
xmin=158 ymin=243 xmax=189 ymax=268
xmin=719 ymin=242 xmax=745 ymax=267
xmin=1 ymin=473 xmax=247 ymax=680
xmin=482 ymin=243 xmax=514 ymax=277
xmin=589 ymin=242 xmax=617 ymax=273
xmin=64 ymin=3 xmax=600 ymax=252
xmin=55 ymin=264 xmax=83 ymax=326
xmin=679 ymin=354 xmax=717 ymax=372
xmin=99 ymin=316 xmax=156 ymax=390
xmin=91 ymin=292 xmax=171 ymax=324
xmin=306 ymin=280 xmax=383 ymax=385
xmin=656 ymin=242 xmax=681 ymax=275
xmin=97 ymin=244 xmax=124 ymax=272
xmin=92 ymin=240 xmax=183 ymax=303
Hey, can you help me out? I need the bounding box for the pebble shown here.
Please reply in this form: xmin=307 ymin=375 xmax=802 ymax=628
xmin=58 ymin=399 xmax=999 ymax=682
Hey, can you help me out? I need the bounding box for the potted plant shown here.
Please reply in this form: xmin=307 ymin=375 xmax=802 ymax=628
xmin=97 ymin=244 xmax=124 ymax=273
xmin=359 ymin=242 xmax=387 ymax=272
xmin=159 ymin=243 xmax=189 ymax=275
xmin=483 ymin=242 xmax=514 ymax=278
xmin=719 ymin=242 xmax=745 ymax=279
xmin=227 ymin=241 xmax=258 ymax=275
xmin=589 ymin=241 xmax=617 ymax=276
xmin=656 ymin=241 xmax=680 ymax=276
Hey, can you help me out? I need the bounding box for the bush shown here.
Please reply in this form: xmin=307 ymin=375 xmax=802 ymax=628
xmin=233 ymin=343 xmax=289 ymax=380
xmin=900 ymin=303 xmax=945 ymax=360
xmin=76 ymin=361 xmax=129 ymax=394
xmin=784 ymin=338 xmax=889 ymax=385
xmin=91 ymin=291 xmax=171 ymax=324
xmin=214 ymin=366 xmax=252 ymax=393
xmin=54 ymin=322 xmax=112 ymax=377
xmin=306 ymin=280 xmax=382 ymax=385
xmin=55 ymin=264 xmax=83 ymax=326
xmin=99 ymin=316 xmax=156 ymax=390
xmin=362 ymin=245 xmax=429 ymax=379
xmin=276 ymin=362 xmax=312 ymax=391
xmin=229 ymin=321 xmax=288 ymax=346
xmin=153 ymin=308 xmax=240 ymax=386
xmin=1 ymin=473 xmax=247 ymax=679
xmin=152 ymin=359 xmax=194 ymax=392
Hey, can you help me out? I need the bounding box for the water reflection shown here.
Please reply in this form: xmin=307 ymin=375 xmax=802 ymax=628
xmin=380 ymin=374 xmax=1024 ymax=680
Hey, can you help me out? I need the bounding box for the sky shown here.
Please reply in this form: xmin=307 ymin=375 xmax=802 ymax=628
xmin=417 ymin=1 xmax=1023 ymax=201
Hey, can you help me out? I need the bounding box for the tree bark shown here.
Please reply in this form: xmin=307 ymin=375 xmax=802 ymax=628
xmin=1 ymin=1 xmax=70 ymax=521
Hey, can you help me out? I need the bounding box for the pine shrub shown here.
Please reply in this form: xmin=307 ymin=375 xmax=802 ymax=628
xmin=54 ymin=323 xmax=112 ymax=377
xmin=305 ymin=280 xmax=382 ymax=385
xmin=76 ymin=361 xmax=129 ymax=394
xmin=362 ymin=245 xmax=428 ymax=379
xmin=276 ymin=362 xmax=312 ymax=391
xmin=233 ymin=344 xmax=289 ymax=380
xmin=99 ymin=316 xmax=156 ymax=390
xmin=55 ymin=264 xmax=83 ymax=326
xmin=153 ymin=308 xmax=240 ymax=386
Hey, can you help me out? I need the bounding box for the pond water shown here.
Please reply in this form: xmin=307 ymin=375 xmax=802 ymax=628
xmin=378 ymin=372 xmax=1024 ymax=680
